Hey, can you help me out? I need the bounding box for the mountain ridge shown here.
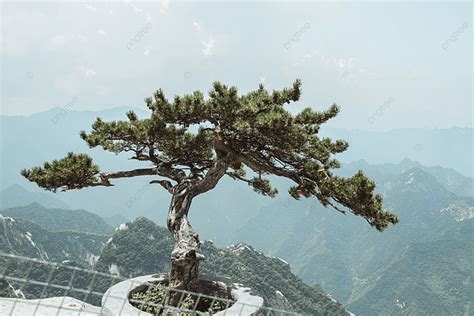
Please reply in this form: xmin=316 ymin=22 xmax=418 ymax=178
xmin=1 ymin=202 xmax=114 ymax=235
xmin=0 ymin=184 xmax=70 ymax=210
xmin=231 ymin=166 xmax=473 ymax=314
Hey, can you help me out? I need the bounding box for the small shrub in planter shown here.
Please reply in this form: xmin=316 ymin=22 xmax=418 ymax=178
xmin=129 ymin=280 xmax=234 ymax=315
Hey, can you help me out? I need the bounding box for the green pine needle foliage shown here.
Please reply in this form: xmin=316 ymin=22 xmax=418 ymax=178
xmin=22 ymin=80 xmax=398 ymax=230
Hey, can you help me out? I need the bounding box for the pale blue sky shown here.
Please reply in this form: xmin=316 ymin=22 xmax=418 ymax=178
xmin=1 ymin=1 xmax=472 ymax=131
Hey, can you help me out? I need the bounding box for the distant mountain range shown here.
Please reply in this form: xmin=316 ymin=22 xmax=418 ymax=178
xmin=2 ymin=155 xmax=471 ymax=245
xmin=1 ymin=202 xmax=114 ymax=235
xmin=338 ymin=158 xmax=474 ymax=198
xmin=0 ymin=184 xmax=69 ymax=209
xmin=347 ymin=234 xmax=473 ymax=315
xmin=231 ymin=166 xmax=473 ymax=315
xmin=0 ymin=213 xmax=107 ymax=264
xmin=1 ymin=107 xmax=472 ymax=224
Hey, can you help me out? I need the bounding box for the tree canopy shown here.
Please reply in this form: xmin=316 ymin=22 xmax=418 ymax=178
xmin=22 ymin=80 xmax=398 ymax=231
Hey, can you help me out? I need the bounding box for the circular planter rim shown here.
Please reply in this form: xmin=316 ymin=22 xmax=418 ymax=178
xmin=101 ymin=274 xmax=263 ymax=315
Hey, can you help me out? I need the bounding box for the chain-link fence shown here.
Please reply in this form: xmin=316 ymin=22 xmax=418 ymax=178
xmin=0 ymin=252 xmax=300 ymax=315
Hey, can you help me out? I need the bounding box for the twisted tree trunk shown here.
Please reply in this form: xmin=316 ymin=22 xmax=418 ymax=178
xmin=164 ymin=143 xmax=235 ymax=309
xmin=166 ymin=180 xmax=203 ymax=307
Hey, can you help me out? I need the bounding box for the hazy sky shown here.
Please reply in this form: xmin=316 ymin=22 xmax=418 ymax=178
xmin=1 ymin=1 xmax=472 ymax=131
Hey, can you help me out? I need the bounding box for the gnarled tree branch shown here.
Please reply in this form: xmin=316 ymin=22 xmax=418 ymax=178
xmin=193 ymin=154 xmax=236 ymax=196
xmin=150 ymin=179 xmax=174 ymax=193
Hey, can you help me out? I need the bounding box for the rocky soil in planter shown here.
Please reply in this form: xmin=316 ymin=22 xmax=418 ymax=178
xmin=130 ymin=278 xmax=233 ymax=314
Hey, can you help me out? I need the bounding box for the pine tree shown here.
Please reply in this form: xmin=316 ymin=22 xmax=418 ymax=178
xmin=22 ymin=80 xmax=398 ymax=306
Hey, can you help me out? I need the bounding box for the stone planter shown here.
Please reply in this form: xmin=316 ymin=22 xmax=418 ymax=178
xmin=101 ymin=274 xmax=263 ymax=315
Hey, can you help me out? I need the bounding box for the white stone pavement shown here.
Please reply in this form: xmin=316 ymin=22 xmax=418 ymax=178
xmin=0 ymin=296 xmax=107 ymax=316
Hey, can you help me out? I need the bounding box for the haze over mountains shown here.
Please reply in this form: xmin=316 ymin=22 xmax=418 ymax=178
xmin=1 ymin=107 xmax=472 ymax=227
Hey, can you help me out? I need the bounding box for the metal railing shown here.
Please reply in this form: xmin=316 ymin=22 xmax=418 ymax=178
xmin=0 ymin=252 xmax=300 ymax=315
